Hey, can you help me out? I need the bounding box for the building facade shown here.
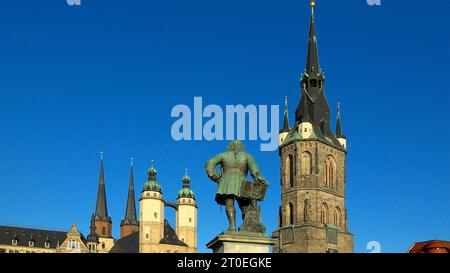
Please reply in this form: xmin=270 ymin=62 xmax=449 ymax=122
xmin=0 ymin=224 xmax=88 ymax=253
xmin=272 ymin=2 xmax=354 ymax=253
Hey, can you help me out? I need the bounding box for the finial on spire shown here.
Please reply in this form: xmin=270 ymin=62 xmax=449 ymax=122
xmin=130 ymin=157 xmax=134 ymax=166
xmin=284 ymin=96 xmax=288 ymax=113
xmin=151 ymin=159 xmax=154 ymax=167
xmin=185 ymin=168 xmax=188 ymax=177
xmin=310 ymin=0 xmax=316 ymax=13
xmin=100 ymin=151 xmax=104 ymax=160
xmin=337 ymin=101 xmax=341 ymax=118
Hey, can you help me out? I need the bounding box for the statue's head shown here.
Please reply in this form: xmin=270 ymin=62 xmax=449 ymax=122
xmin=226 ymin=140 xmax=246 ymax=153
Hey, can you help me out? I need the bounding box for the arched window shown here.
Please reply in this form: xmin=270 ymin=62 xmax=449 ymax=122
xmin=102 ymin=226 xmax=106 ymax=236
xmin=320 ymin=203 xmax=328 ymax=225
xmin=286 ymin=202 xmax=294 ymax=226
xmin=325 ymin=156 xmax=336 ymax=188
xmin=285 ymin=155 xmax=295 ymax=188
xmin=334 ymin=207 xmax=342 ymax=227
xmin=301 ymin=152 xmax=312 ymax=175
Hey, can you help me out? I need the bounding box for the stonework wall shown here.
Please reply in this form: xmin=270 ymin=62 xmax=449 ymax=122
xmin=94 ymin=220 xmax=112 ymax=238
xmin=275 ymin=139 xmax=354 ymax=253
xmin=120 ymin=224 xmax=139 ymax=239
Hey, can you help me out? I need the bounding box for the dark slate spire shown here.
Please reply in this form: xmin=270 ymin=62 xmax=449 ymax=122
xmin=280 ymin=96 xmax=290 ymax=133
xmin=290 ymin=1 xmax=344 ymax=150
xmin=306 ymin=1 xmax=320 ymax=75
xmin=94 ymin=152 xmax=111 ymax=222
xmin=301 ymin=84 xmax=311 ymax=122
xmin=121 ymin=158 xmax=138 ymax=225
xmin=336 ymin=102 xmax=345 ymax=138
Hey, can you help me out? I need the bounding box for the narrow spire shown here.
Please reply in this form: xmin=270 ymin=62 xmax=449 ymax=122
xmin=336 ymin=102 xmax=344 ymax=137
xmin=90 ymin=213 xmax=96 ymax=234
xmin=306 ymin=0 xmax=320 ymax=74
xmin=281 ymin=96 xmax=290 ymax=132
xmin=94 ymin=152 xmax=110 ymax=222
xmin=302 ymin=84 xmax=311 ymax=122
xmin=122 ymin=158 xmax=138 ymax=225
xmin=99 ymin=151 xmax=104 ymax=183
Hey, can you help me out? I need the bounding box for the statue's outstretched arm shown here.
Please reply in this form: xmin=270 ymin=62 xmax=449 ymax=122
xmin=205 ymin=153 xmax=223 ymax=182
xmin=247 ymin=154 xmax=268 ymax=185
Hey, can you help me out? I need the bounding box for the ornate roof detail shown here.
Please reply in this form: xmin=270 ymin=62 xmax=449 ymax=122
xmin=142 ymin=160 xmax=162 ymax=193
xmin=178 ymin=168 xmax=195 ymax=199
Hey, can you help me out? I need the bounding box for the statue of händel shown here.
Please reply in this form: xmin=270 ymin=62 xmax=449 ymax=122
xmin=205 ymin=141 xmax=267 ymax=232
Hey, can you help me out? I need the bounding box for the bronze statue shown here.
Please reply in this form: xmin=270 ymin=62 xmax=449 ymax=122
xmin=205 ymin=141 xmax=268 ymax=233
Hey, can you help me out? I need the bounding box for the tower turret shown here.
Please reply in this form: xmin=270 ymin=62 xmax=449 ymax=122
xmin=139 ymin=160 xmax=165 ymax=253
xmin=120 ymin=158 xmax=140 ymax=238
xmin=176 ymin=169 xmax=197 ymax=252
xmin=279 ymin=96 xmax=290 ymax=145
xmin=336 ymin=102 xmax=347 ymax=149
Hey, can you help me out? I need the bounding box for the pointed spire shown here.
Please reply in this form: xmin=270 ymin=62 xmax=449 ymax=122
xmin=90 ymin=213 xmax=96 ymax=234
xmin=122 ymin=157 xmax=138 ymax=225
xmin=99 ymin=151 xmax=104 ymax=184
xmin=306 ymin=1 xmax=320 ymax=75
xmin=281 ymin=96 xmax=290 ymax=132
xmin=302 ymin=84 xmax=311 ymax=122
xmin=336 ymin=102 xmax=344 ymax=138
xmin=94 ymin=151 xmax=110 ymax=222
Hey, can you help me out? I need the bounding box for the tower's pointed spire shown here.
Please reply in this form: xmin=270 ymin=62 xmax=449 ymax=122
xmin=281 ymin=96 xmax=290 ymax=132
xmin=94 ymin=151 xmax=110 ymax=222
xmin=336 ymin=102 xmax=344 ymax=138
xmin=302 ymin=85 xmax=311 ymax=122
xmin=306 ymin=1 xmax=320 ymax=74
xmin=122 ymin=158 xmax=138 ymax=225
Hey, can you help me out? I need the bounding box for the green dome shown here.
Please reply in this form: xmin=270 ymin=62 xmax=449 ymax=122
xmin=143 ymin=180 xmax=162 ymax=193
xmin=177 ymin=187 xmax=195 ymax=199
xmin=143 ymin=160 xmax=161 ymax=193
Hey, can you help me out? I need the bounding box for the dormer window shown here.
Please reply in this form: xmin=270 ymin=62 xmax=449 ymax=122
xmin=12 ymin=239 xmax=18 ymax=246
xmin=29 ymin=240 xmax=35 ymax=247
xmin=45 ymin=242 xmax=51 ymax=248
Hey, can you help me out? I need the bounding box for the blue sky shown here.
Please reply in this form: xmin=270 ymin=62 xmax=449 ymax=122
xmin=0 ymin=0 xmax=449 ymax=253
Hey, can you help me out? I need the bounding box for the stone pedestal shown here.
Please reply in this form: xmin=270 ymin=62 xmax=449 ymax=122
xmin=206 ymin=231 xmax=276 ymax=253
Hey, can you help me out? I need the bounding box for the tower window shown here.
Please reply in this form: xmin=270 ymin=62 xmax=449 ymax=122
xmin=286 ymin=202 xmax=294 ymax=226
xmin=310 ymin=79 xmax=317 ymax=87
xmin=102 ymin=227 xmax=106 ymax=236
xmin=325 ymin=155 xmax=336 ymax=189
xmin=146 ymin=233 xmax=149 ymax=239
xmin=320 ymin=203 xmax=328 ymax=225
xmin=334 ymin=207 xmax=342 ymax=227
xmin=301 ymin=152 xmax=312 ymax=175
xmin=102 ymin=242 xmax=105 ymax=249
xmin=189 ymin=218 xmax=192 ymax=223
xmin=285 ymin=155 xmax=295 ymax=188
xmin=154 ymin=212 xmax=158 ymax=219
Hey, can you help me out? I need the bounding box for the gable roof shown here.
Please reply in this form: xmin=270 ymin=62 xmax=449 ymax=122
xmin=0 ymin=225 xmax=69 ymax=249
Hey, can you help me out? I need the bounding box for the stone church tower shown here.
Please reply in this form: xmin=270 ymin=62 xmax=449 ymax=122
xmin=139 ymin=162 xmax=165 ymax=253
xmin=273 ymin=1 xmax=354 ymax=253
xmin=176 ymin=169 xmax=198 ymax=252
